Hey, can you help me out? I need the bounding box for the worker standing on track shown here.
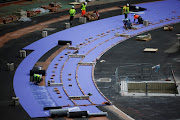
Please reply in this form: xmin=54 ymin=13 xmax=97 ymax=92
xmin=81 ymin=2 xmax=87 ymax=17
xmin=134 ymin=14 xmax=143 ymax=24
xmin=123 ymin=3 xmax=129 ymax=19
xmin=69 ymin=6 xmax=76 ymax=25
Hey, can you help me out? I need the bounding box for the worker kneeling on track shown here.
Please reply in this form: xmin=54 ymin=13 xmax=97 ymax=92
xmin=134 ymin=14 xmax=143 ymax=24
xmin=33 ymin=74 xmax=42 ymax=85
xmin=123 ymin=18 xmax=132 ymax=29
xmin=93 ymin=10 xmax=100 ymax=20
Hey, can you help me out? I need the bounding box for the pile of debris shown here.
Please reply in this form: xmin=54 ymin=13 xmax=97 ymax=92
xmin=0 ymin=15 xmax=19 ymax=24
xmin=0 ymin=8 xmax=44 ymax=24
xmin=84 ymin=12 xmax=99 ymax=21
xmin=0 ymin=2 xmax=60 ymax=24
xmin=0 ymin=9 xmax=28 ymax=24
xmin=40 ymin=2 xmax=62 ymax=12
xmin=27 ymin=10 xmax=40 ymax=17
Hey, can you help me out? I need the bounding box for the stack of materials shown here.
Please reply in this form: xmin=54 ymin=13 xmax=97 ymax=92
xmin=84 ymin=13 xmax=99 ymax=21
xmin=136 ymin=33 xmax=152 ymax=41
xmin=164 ymin=26 xmax=173 ymax=31
xmin=41 ymin=2 xmax=62 ymax=12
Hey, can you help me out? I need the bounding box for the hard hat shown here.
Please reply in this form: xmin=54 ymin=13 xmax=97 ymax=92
xmin=127 ymin=3 xmax=129 ymax=7
xmin=72 ymin=6 xmax=74 ymax=8
xmin=85 ymin=2 xmax=87 ymax=5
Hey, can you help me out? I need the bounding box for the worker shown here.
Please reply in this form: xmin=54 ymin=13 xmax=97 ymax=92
xmin=123 ymin=18 xmax=132 ymax=29
xmin=81 ymin=2 xmax=87 ymax=17
xmin=33 ymin=74 xmax=42 ymax=85
xmin=69 ymin=6 xmax=76 ymax=25
xmin=123 ymin=3 xmax=129 ymax=19
xmin=93 ymin=10 xmax=100 ymax=20
xmin=134 ymin=14 xmax=143 ymax=24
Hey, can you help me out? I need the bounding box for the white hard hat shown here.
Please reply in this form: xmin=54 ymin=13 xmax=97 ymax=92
xmin=72 ymin=6 xmax=74 ymax=8
xmin=127 ymin=3 xmax=129 ymax=6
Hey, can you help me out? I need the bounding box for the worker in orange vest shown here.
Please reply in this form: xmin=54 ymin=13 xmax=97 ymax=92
xmin=81 ymin=2 xmax=87 ymax=17
xmin=134 ymin=14 xmax=143 ymax=24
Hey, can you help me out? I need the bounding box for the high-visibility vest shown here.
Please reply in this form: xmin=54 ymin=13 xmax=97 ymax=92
xmin=69 ymin=9 xmax=76 ymax=16
xmin=134 ymin=15 xmax=139 ymax=19
xmin=34 ymin=74 xmax=41 ymax=82
xmin=123 ymin=6 xmax=129 ymax=14
xmin=81 ymin=4 xmax=86 ymax=11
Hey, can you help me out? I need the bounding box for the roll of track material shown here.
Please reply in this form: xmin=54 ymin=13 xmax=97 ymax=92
xmin=50 ymin=109 xmax=69 ymax=117
xmin=88 ymin=112 xmax=108 ymax=117
xmin=67 ymin=111 xmax=88 ymax=118
xmin=44 ymin=106 xmax=62 ymax=110
xmin=30 ymin=69 xmax=46 ymax=76
xmin=58 ymin=40 xmax=72 ymax=45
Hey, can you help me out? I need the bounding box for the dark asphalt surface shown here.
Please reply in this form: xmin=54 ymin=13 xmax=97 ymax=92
xmin=0 ymin=0 xmax=178 ymax=120
xmin=94 ymin=23 xmax=180 ymax=120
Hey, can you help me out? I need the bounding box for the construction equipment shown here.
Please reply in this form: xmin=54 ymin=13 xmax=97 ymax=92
xmin=32 ymin=74 xmax=43 ymax=85
xmin=35 ymin=74 xmax=42 ymax=84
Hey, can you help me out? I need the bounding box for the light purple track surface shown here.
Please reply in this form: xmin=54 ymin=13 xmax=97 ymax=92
xmin=13 ymin=0 xmax=180 ymax=118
